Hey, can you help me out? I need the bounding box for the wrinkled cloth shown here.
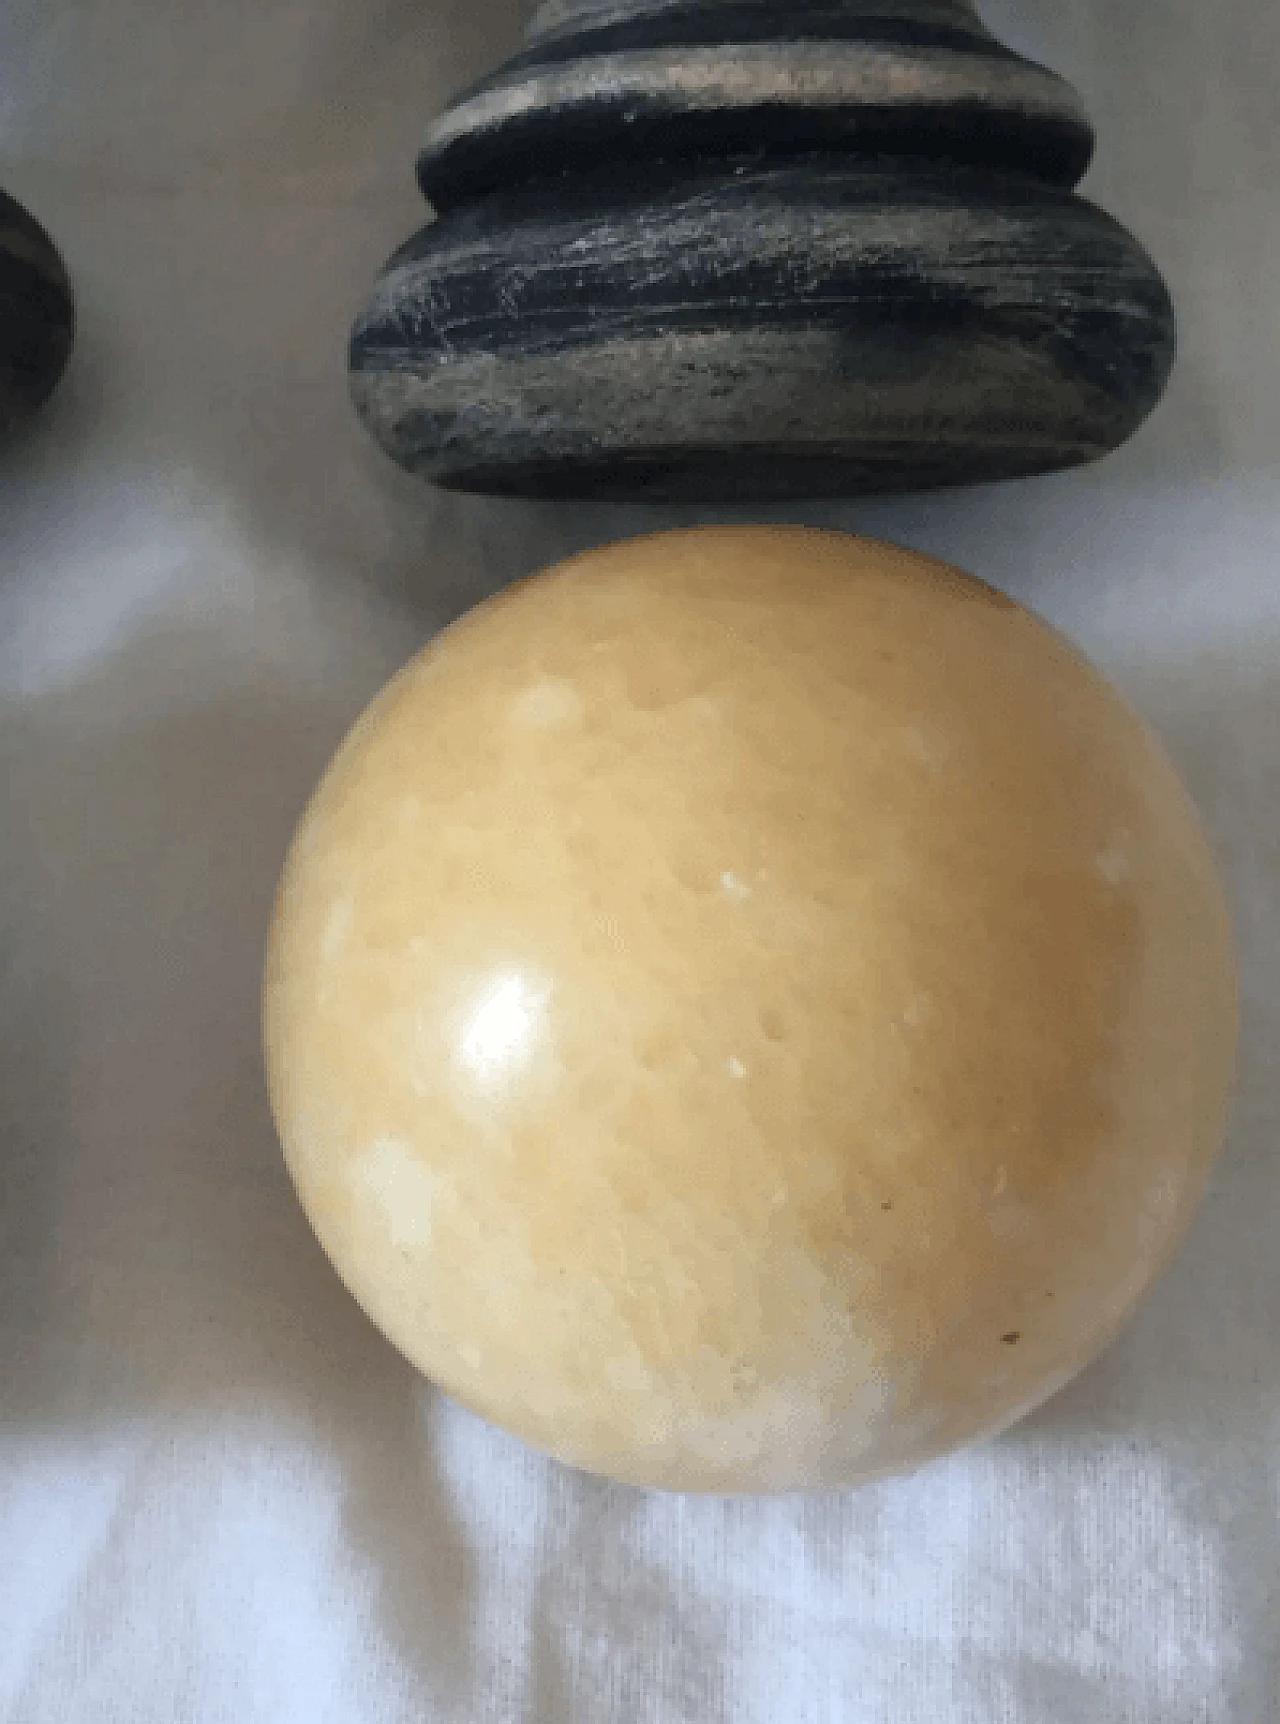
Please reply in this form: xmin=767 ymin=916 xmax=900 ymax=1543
xmin=1 ymin=2 xmax=1278 ymax=1720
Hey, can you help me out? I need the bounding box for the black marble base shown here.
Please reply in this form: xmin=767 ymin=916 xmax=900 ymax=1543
xmin=0 ymin=190 xmax=74 ymax=437
xmin=350 ymin=0 xmax=1176 ymax=502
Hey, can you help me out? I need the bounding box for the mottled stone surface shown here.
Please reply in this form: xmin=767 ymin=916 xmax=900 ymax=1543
xmin=0 ymin=190 xmax=74 ymax=437
xmin=349 ymin=0 xmax=1176 ymax=501
xmin=265 ymin=528 xmax=1237 ymax=1492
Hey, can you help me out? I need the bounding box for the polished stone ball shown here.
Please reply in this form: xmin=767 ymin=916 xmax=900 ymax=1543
xmin=265 ymin=528 xmax=1236 ymax=1492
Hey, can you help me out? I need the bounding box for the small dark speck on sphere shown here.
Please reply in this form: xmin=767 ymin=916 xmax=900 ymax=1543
xmin=881 ymin=1201 xmax=893 ymax=1211
xmin=1002 ymin=1331 xmax=1021 ymax=1345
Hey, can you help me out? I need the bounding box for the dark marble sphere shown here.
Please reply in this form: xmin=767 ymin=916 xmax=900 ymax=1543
xmin=350 ymin=0 xmax=1176 ymax=502
xmin=0 ymin=189 xmax=74 ymax=436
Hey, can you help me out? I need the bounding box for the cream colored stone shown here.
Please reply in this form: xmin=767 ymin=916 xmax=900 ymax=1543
xmin=263 ymin=527 xmax=1238 ymax=1493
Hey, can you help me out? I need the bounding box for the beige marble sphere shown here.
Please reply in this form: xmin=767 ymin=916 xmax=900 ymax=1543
xmin=264 ymin=527 xmax=1237 ymax=1493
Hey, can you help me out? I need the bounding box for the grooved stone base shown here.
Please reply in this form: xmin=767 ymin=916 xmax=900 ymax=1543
xmin=351 ymin=161 xmax=1174 ymax=502
xmin=349 ymin=0 xmax=1176 ymax=502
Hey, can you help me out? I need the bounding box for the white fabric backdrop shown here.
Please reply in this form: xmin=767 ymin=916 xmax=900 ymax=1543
xmin=1 ymin=2 xmax=1277 ymax=1719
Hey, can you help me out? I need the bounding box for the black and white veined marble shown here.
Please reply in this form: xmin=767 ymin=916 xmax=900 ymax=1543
xmin=350 ymin=0 xmax=1176 ymax=502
